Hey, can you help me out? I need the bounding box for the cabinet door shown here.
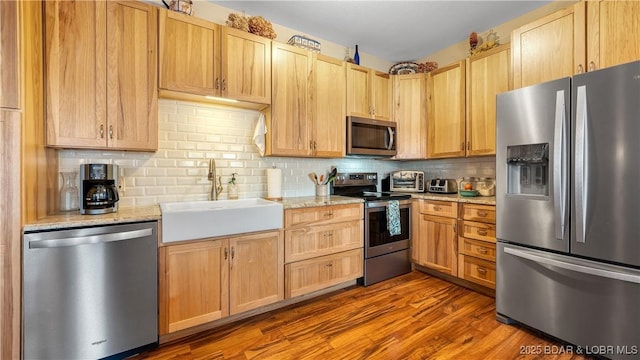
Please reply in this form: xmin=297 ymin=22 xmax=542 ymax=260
xmin=159 ymin=9 xmax=218 ymax=96
xmin=414 ymin=214 xmax=458 ymax=276
xmin=346 ymin=63 xmax=372 ymax=118
xmin=393 ymin=74 xmax=427 ymax=159
xmin=165 ymin=240 xmax=229 ymax=333
xmin=311 ymin=54 xmax=346 ymax=157
xmin=0 ymin=110 xmax=20 ymax=359
xmin=372 ymin=71 xmax=392 ymax=121
xmin=512 ymin=2 xmax=586 ymax=88
xmin=466 ymin=44 xmax=510 ymax=156
xmin=221 ymin=27 xmax=271 ymax=104
xmin=427 ymin=60 xmax=466 ymax=159
xmin=587 ymin=0 xmax=640 ymax=71
xmin=45 ymin=1 xmax=107 ymax=148
xmin=0 ymin=0 xmax=19 ymax=109
xmin=229 ymin=231 xmax=283 ymax=315
xmin=269 ymin=43 xmax=311 ymax=156
xmin=106 ymin=1 xmax=157 ymax=151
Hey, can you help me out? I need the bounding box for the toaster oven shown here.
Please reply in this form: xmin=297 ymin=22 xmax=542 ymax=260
xmin=390 ymin=171 xmax=425 ymax=192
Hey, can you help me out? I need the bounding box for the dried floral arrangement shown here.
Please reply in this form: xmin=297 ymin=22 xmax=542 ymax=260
xmin=469 ymin=29 xmax=500 ymax=55
xmin=226 ymin=13 xmax=277 ymax=40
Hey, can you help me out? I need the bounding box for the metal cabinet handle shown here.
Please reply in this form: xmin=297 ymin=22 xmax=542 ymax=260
xmin=222 ymin=79 xmax=227 ymax=91
xmin=578 ymin=64 xmax=584 ymax=73
xmin=477 ymin=229 xmax=488 ymax=236
xmin=324 ymin=212 xmax=333 ymax=217
xmin=433 ymin=206 xmax=441 ymax=211
xmin=461 ymin=142 xmax=464 ymax=151
xmin=589 ymin=61 xmax=595 ymax=72
xmin=476 ymin=267 xmax=487 ymax=275
xmin=109 ymin=125 xmax=113 ymax=139
xmin=224 ymin=247 xmax=228 ymax=260
xmin=467 ymin=141 xmax=470 ymax=151
xmin=325 ymin=263 xmax=333 ymax=268
xmin=453 ymin=222 xmax=457 ymax=234
xmin=231 ymin=246 xmax=235 ymax=259
xmin=100 ymin=124 xmax=105 ymax=138
xmin=477 ymin=247 xmax=488 ymax=254
xmin=476 ymin=211 xmax=488 ymax=217
xmin=215 ymin=78 xmax=220 ymax=90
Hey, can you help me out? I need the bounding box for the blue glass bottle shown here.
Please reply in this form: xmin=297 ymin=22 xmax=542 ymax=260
xmin=354 ymin=45 xmax=360 ymax=65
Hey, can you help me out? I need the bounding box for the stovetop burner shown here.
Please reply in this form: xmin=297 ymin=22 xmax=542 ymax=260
xmin=332 ymin=172 xmax=412 ymax=202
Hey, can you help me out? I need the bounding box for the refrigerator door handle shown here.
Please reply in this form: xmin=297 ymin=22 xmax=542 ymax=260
xmin=553 ymin=90 xmax=567 ymax=240
xmin=575 ymin=86 xmax=588 ymax=244
xmin=504 ymin=246 xmax=640 ymax=284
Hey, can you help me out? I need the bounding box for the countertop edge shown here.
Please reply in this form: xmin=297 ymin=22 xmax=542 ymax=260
xmin=23 ymin=205 xmax=162 ymax=232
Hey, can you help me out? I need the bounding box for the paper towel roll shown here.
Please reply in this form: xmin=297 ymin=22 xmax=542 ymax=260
xmin=266 ymin=168 xmax=282 ymax=199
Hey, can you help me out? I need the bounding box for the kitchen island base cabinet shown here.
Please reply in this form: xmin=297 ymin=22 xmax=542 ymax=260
xmin=161 ymin=230 xmax=283 ymax=334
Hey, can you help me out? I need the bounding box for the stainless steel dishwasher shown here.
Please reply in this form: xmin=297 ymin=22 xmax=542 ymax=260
xmin=23 ymin=221 xmax=158 ymax=360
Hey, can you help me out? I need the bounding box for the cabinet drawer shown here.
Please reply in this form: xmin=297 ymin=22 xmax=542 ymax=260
xmin=460 ymin=255 xmax=495 ymax=289
xmin=285 ymin=248 xmax=363 ymax=298
xmin=419 ymin=200 xmax=458 ymax=218
xmin=458 ymin=237 xmax=496 ymax=261
xmin=285 ymin=220 xmax=363 ymax=263
xmin=285 ymin=203 xmax=363 ymax=228
xmin=461 ymin=221 xmax=496 ymax=242
xmin=461 ymin=204 xmax=495 ymax=223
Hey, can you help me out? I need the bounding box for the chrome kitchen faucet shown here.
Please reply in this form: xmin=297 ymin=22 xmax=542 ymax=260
xmin=208 ymin=159 xmax=223 ymax=200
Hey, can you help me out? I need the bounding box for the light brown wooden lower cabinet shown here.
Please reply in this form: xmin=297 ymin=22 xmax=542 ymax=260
xmin=458 ymin=253 xmax=496 ymax=289
xmin=285 ymin=248 xmax=363 ymax=298
xmin=161 ymin=230 xmax=283 ymax=334
xmin=413 ymin=213 xmax=458 ymax=276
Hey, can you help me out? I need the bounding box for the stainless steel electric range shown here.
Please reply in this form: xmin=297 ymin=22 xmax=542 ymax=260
xmin=333 ymin=172 xmax=412 ymax=286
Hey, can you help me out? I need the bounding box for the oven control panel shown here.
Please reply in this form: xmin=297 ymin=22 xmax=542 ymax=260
xmin=334 ymin=172 xmax=377 ymax=186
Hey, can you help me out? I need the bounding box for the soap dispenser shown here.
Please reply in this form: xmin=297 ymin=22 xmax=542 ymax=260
xmin=228 ymin=173 xmax=239 ymax=199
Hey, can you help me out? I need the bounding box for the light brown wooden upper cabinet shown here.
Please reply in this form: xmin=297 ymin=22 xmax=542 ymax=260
xmin=586 ymin=0 xmax=640 ymax=71
xmin=45 ymin=1 xmax=158 ymax=151
xmin=427 ymin=60 xmax=466 ymax=159
xmin=393 ymin=74 xmax=427 ymax=159
xmin=159 ymin=9 xmax=271 ymax=105
xmin=268 ymin=43 xmax=345 ymax=158
xmin=346 ymin=64 xmax=392 ymax=121
xmin=512 ymin=2 xmax=586 ymax=89
xmin=0 ymin=1 xmax=19 ymax=110
xmin=465 ymin=44 xmax=510 ymax=157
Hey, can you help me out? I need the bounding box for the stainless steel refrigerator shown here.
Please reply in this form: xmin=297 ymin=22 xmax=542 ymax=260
xmin=496 ymin=60 xmax=640 ymax=359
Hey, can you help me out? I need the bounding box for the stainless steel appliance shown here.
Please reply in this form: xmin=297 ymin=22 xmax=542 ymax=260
xmin=427 ymin=178 xmax=458 ymax=194
xmin=346 ymin=116 xmax=397 ymax=156
xmin=390 ymin=170 xmax=424 ymax=192
xmin=80 ymin=163 xmax=119 ymax=215
xmin=23 ymin=222 xmax=158 ymax=360
xmin=333 ymin=172 xmax=412 ymax=286
xmin=496 ymin=60 xmax=640 ymax=359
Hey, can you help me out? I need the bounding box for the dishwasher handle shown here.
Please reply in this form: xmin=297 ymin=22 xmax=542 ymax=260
xmin=29 ymin=228 xmax=153 ymax=249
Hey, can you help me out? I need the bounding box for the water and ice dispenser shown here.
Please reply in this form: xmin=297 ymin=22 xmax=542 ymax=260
xmin=506 ymin=143 xmax=549 ymax=196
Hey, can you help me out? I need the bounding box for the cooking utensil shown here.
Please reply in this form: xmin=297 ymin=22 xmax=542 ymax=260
xmin=324 ymin=168 xmax=337 ymax=184
xmin=308 ymin=173 xmax=318 ymax=185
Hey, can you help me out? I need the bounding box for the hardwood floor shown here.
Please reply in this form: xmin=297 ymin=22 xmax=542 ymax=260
xmin=133 ymin=271 xmax=592 ymax=360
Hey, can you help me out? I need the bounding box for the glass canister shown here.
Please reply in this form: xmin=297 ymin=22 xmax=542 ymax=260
xmin=59 ymin=171 xmax=79 ymax=211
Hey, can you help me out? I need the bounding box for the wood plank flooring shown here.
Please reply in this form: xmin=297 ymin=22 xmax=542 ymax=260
xmin=132 ymin=271 xmax=592 ymax=360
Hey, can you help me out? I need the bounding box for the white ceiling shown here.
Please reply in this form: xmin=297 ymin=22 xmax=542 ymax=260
xmin=212 ymin=1 xmax=551 ymax=63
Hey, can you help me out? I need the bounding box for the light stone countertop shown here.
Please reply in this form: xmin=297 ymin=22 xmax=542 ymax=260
xmin=22 ymin=193 xmax=491 ymax=233
xmin=23 ymin=205 xmax=161 ymax=232
xmin=276 ymin=195 xmax=364 ymax=209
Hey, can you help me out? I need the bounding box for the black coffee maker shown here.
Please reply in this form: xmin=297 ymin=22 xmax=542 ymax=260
xmin=79 ymin=164 xmax=119 ymax=215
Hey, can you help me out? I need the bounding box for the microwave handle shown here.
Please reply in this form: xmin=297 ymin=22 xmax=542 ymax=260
xmin=386 ymin=127 xmax=395 ymax=150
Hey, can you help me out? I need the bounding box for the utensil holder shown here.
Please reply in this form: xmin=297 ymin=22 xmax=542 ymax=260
xmin=315 ymin=184 xmax=329 ymax=197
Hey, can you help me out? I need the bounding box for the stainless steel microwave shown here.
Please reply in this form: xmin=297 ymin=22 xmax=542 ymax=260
xmin=346 ymin=116 xmax=397 ymax=156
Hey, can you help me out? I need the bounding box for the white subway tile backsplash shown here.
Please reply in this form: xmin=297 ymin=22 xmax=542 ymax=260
xmin=57 ymin=99 xmax=496 ymax=206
